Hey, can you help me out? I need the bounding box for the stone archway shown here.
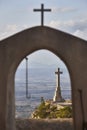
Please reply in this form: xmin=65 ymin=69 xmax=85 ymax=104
xmin=0 ymin=26 xmax=87 ymax=130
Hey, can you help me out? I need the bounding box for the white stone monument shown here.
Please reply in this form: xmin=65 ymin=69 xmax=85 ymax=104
xmin=53 ymin=68 xmax=64 ymax=102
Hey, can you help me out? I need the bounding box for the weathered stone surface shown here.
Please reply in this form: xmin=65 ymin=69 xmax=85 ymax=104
xmin=16 ymin=118 xmax=73 ymax=130
xmin=0 ymin=26 xmax=87 ymax=130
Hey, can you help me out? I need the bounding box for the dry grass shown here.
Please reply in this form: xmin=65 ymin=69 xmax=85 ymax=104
xmin=16 ymin=118 xmax=74 ymax=130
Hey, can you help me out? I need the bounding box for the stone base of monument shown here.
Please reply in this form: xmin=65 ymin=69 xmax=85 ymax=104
xmin=53 ymin=95 xmax=65 ymax=103
xmin=53 ymin=99 xmax=65 ymax=103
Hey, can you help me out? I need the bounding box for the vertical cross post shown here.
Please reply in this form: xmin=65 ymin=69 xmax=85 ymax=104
xmin=55 ymin=68 xmax=63 ymax=88
xmin=33 ymin=3 xmax=51 ymax=26
xmin=41 ymin=4 xmax=44 ymax=26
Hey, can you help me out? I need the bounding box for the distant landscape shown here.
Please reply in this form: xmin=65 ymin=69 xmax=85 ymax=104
xmin=15 ymin=66 xmax=71 ymax=118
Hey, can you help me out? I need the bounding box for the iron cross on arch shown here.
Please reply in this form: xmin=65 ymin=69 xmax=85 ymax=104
xmin=33 ymin=4 xmax=51 ymax=26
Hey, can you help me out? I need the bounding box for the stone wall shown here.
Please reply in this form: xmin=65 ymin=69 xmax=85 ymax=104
xmin=0 ymin=26 xmax=87 ymax=130
xmin=16 ymin=119 xmax=73 ymax=130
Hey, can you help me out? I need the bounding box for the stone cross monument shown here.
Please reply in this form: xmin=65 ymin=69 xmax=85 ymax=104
xmin=53 ymin=68 xmax=64 ymax=102
xmin=33 ymin=3 xmax=51 ymax=26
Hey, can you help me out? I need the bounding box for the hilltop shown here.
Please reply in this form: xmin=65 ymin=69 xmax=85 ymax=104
xmin=31 ymin=99 xmax=72 ymax=119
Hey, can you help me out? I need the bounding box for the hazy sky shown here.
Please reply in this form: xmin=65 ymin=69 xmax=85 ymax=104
xmin=0 ymin=0 xmax=87 ymax=69
xmin=0 ymin=0 xmax=87 ymax=40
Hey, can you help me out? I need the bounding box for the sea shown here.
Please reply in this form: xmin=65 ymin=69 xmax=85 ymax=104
xmin=15 ymin=67 xmax=71 ymax=119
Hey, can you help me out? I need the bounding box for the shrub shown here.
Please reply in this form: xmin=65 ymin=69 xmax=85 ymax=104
xmin=32 ymin=102 xmax=72 ymax=119
xmin=56 ymin=106 xmax=72 ymax=118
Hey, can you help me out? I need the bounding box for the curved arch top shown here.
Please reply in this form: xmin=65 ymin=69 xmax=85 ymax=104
xmin=0 ymin=26 xmax=87 ymax=130
xmin=0 ymin=26 xmax=87 ymax=72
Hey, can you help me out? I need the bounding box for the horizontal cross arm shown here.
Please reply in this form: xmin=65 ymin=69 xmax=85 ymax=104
xmin=44 ymin=9 xmax=51 ymax=11
xmin=55 ymin=72 xmax=63 ymax=74
xmin=33 ymin=9 xmax=42 ymax=11
xmin=33 ymin=9 xmax=51 ymax=12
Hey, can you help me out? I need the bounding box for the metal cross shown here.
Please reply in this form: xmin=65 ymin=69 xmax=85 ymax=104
xmin=33 ymin=4 xmax=51 ymax=26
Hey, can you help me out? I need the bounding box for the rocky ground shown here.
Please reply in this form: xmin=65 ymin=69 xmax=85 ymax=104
xmin=16 ymin=118 xmax=73 ymax=130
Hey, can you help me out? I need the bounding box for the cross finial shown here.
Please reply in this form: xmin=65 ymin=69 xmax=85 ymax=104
xmin=33 ymin=4 xmax=51 ymax=26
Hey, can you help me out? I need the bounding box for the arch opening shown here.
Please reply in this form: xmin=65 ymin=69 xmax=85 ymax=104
xmin=15 ymin=49 xmax=73 ymax=126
